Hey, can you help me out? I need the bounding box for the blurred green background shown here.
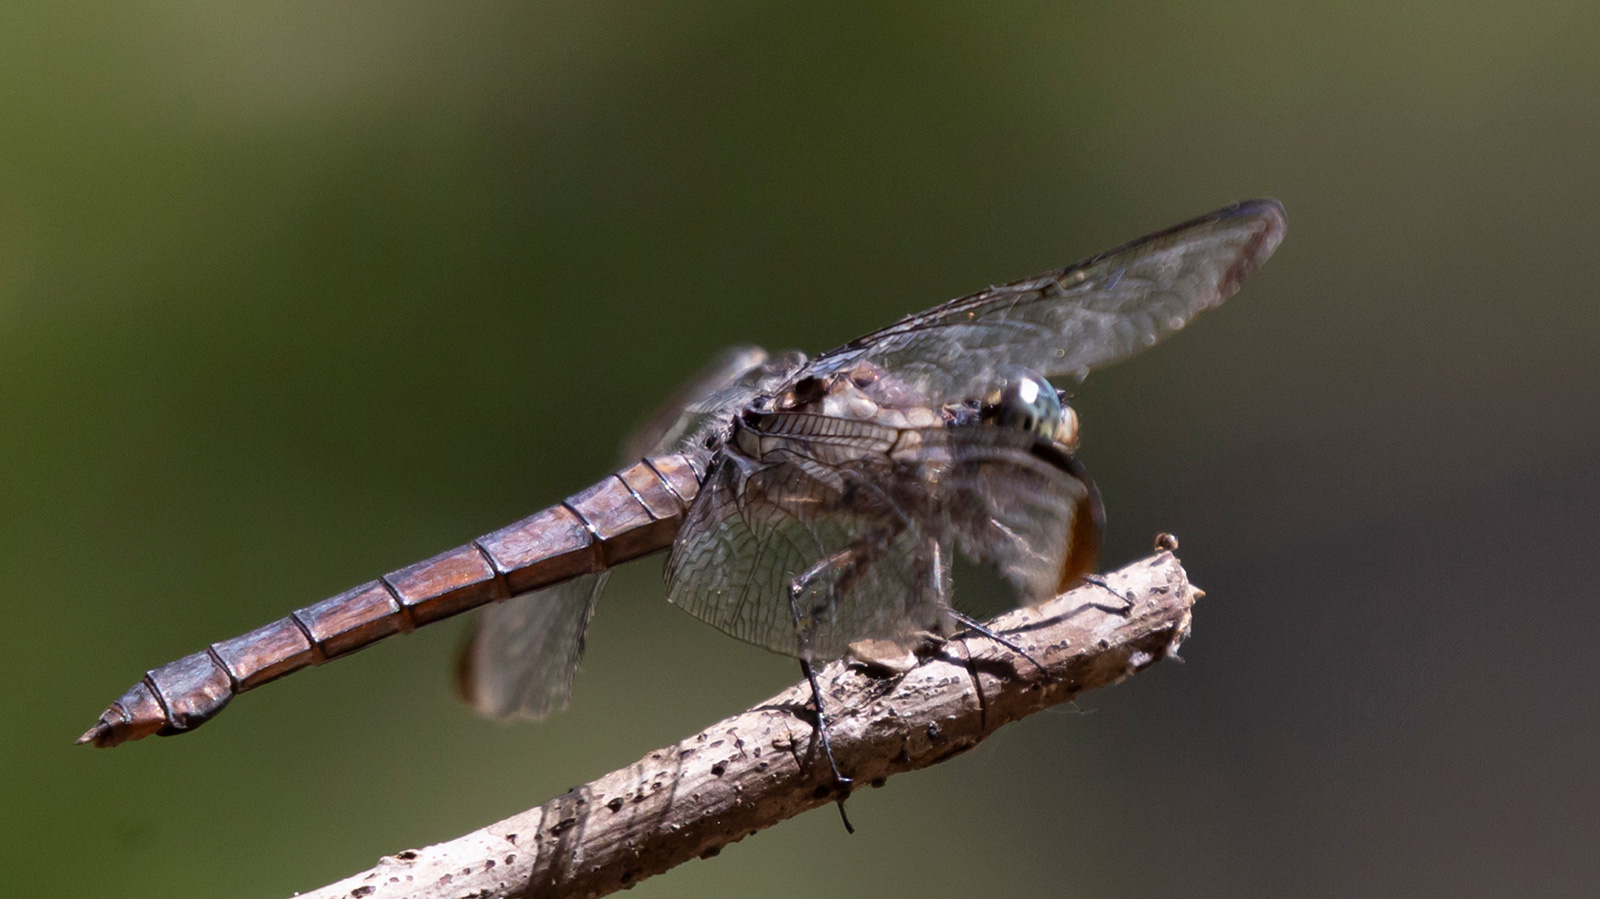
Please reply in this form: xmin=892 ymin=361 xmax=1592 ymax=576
xmin=4 ymin=2 xmax=1598 ymax=896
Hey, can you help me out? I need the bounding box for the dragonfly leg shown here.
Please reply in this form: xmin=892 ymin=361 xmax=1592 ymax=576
xmin=1081 ymin=573 xmax=1134 ymax=614
xmin=787 ymin=567 xmax=858 ymax=834
xmin=798 ymin=657 xmax=855 ymax=834
xmin=784 ymin=524 xmax=917 ymax=834
xmin=948 ymin=609 xmax=1048 ymax=674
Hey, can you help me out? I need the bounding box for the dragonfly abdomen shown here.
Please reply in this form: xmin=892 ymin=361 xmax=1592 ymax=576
xmin=78 ymin=453 xmax=704 ymax=748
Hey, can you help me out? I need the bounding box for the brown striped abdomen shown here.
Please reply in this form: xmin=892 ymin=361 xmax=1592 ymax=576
xmin=78 ymin=453 xmax=704 ymax=748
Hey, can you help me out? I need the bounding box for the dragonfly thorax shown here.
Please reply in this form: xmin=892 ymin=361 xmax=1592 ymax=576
xmin=767 ymin=368 xmax=944 ymax=430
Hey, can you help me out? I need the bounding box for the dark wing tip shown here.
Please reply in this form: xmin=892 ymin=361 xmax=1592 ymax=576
xmin=1219 ymin=196 xmax=1287 ymax=223
xmin=1217 ymin=198 xmax=1287 ymax=295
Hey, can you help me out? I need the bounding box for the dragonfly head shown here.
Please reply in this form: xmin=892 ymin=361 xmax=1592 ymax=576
xmin=982 ymin=371 xmax=1076 ymax=448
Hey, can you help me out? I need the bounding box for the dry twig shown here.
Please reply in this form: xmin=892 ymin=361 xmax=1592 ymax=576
xmin=292 ymin=550 xmax=1197 ymax=899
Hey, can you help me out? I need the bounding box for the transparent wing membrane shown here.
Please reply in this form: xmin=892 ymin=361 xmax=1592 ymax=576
xmin=456 ymin=573 xmax=606 ymax=720
xmin=802 ymin=200 xmax=1285 ymax=406
xmin=665 ymin=421 xmax=1097 ymax=660
xmin=457 ymin=347 xmax=784 ymax=720
xmin=666 ymin=449 xmax=950 ymax=660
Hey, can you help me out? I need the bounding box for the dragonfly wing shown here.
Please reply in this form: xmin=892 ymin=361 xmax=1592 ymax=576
xmin=620 ymin=345 xmax=799 ymax=460
xmin=458 ymin=346 xmax=794 ymax=720
xmin=666 ymin=442 xmax=951 ymax=661
xmin=667 ymin=416 xmax=1103 ymax=661
xmin=941 ymin=429 xmax=1103 ymax=600
xmin=456 ymin=572 xmax=607 ymax=720
xmin=801 ymin=200 xmax=1285 ymax=405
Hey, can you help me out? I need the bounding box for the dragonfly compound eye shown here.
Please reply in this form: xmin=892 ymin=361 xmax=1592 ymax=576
xmin=982 ymin=372 xmax=1063 ymax=441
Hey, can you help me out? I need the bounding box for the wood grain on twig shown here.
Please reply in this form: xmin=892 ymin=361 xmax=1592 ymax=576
xmin=292 ymin=550 xmax=1198 ymax=899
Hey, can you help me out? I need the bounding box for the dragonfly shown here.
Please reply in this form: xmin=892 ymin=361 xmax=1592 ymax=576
xmin=80 ymin=200 xmax=1285 ymax=769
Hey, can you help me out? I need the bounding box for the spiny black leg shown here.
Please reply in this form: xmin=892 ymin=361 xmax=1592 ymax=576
xmin=949 ymin=610 xmax=1048 ymax=673
xmin=799 ymin=658 xmax=855 ymax=834
xmin=786 ymin=527 xmax=907 ymax=836
xmin=1082 ymin=573 xmax=1134 ymax=614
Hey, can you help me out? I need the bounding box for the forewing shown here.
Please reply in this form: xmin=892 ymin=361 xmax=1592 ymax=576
xmin=666 ymin=439 xmax=949 ymax=661
xmin=802 ymin=200 xmax=1285 ymax=404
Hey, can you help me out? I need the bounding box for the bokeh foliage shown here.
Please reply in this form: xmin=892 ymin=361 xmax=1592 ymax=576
xmin=4 ymin=2 xmax=1598 ymax=896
